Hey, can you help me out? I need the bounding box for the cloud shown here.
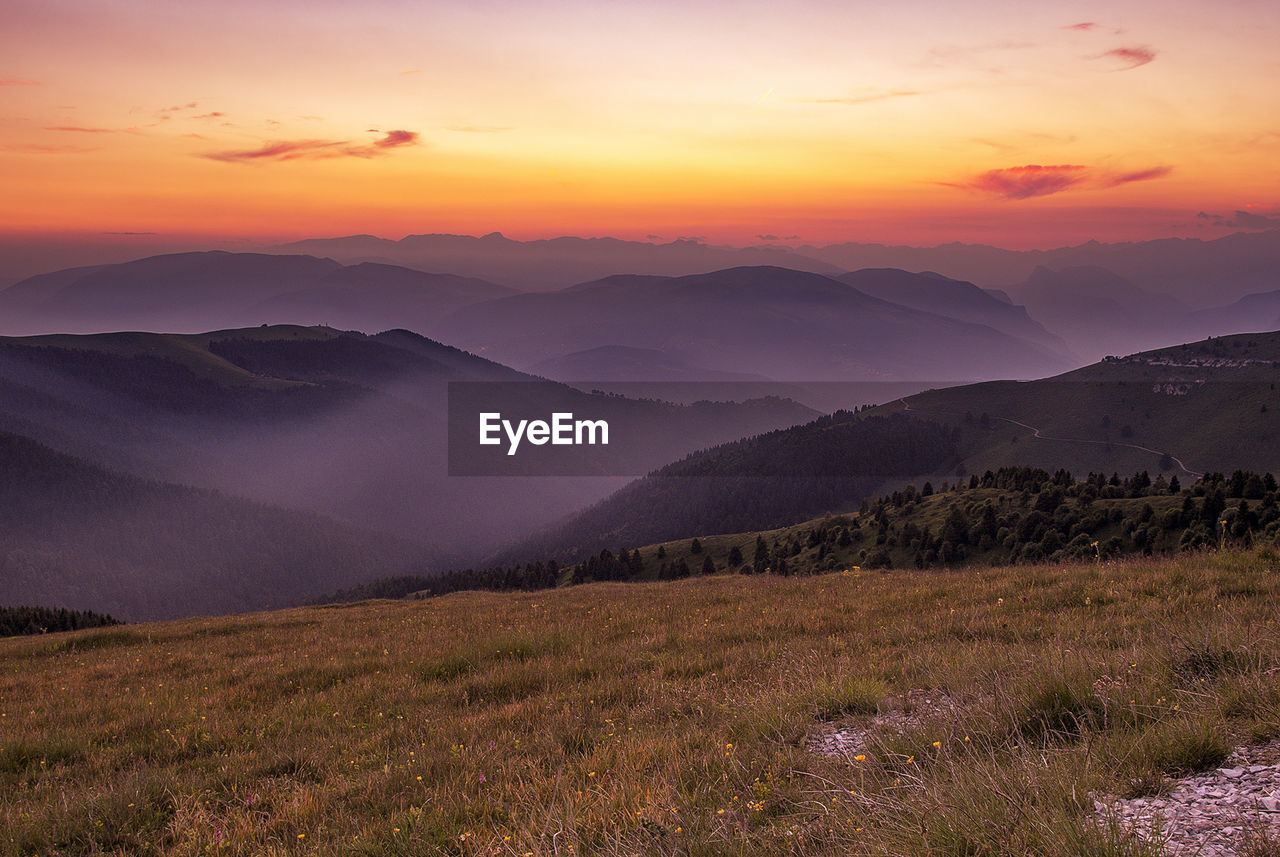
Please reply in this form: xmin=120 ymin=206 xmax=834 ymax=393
xmin=44 ymin=125 xmax=116 ymax=133
xmin=373 ymin=129 xmax=416 ymax=149
xmin=1103 ymin=165 xmax=1173 ymax=186
xmin=0 ymin=143 xmax=95 ymax=154
xmin=791 ymin=89 xmax=920 ymax=106
xmin=204 ymin=130 xmax=420 ymax=163
xmin=944 ymin=163 xmax=1173 ymax=199
xmin=1198 ymin=210 xmax=1280 ymax=230
xmin=400 ymin=69 xmax=421 ymax=76
xmin=943 ymin=164 xmax=1090 ymax=199
xmin=192 ymin=112 xmax=224 ymax=120
xmin=1097 ymin=46 xmax=1156 ymax=69
xmin=0 ymin=78 xmax=40 ymax=86
xmin=1064 ymin=22 xmax=1098 ymax=31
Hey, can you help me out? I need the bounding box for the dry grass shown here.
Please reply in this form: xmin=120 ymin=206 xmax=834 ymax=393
xmin=3 ymin=549 xmax=1279 ymax=855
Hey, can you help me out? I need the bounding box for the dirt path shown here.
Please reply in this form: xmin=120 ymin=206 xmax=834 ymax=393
xmin=899 ymin=398 xmax=1204 ymax=479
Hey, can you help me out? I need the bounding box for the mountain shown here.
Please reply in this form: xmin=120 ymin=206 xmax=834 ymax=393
xmin=0 ymin=430 xmax=428 ymax=621
xmin=0 ymin=251 xmax=515 ymax=336
xmin=443 ymin=265 xmax=1074 ymax=382
xmin=267 ymin=232 xmax=843 ymax=291
xmin=834 ymin=268 xmax=1073 ymax=360
xmin=1188 ymin=289 xmax=1280 ymax=339
xmin=801 ymin=228 xmax=1280 ymax=307
xmin=493 ymin=330 xmax=1280 ymax=564
xmin=1002 ymin=266 xmax=1193 ymax=362
xmin=869 ymin=330 xmax=1280 ymax=480
xmin=0 ymin=325 xmax=816 ymax=569
xmin=532 ymin=345 xmax=770 ymax=383
xmin=490 ymin=411 xmax=962 ymax=563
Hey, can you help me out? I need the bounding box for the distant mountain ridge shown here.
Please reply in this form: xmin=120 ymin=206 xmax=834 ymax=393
xmin=0 ymin=251 xmax=515 ymax=337
xmin=441 ymin=265 xmax=1074 ymax=382
xmin=0 ymin=324 xmax=816 ymax=574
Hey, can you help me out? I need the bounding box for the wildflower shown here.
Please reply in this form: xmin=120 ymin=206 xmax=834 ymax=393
xmin=932 ymin=741 xmax=941 ymax=748
xmin=855 ymin=754 xmax=866 ymax=761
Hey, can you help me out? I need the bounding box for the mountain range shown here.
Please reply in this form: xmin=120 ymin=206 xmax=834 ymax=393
xmin=493 ymin=331 xmax=1280 ymax=562
xmin=0 ymin=324 xmax=817 ymax=617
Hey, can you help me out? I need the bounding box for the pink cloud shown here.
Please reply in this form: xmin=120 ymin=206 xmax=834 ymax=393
xmin=204 ymin=130 xmax=420 ymax=163
xmin=945 ymin=164 xmax=1090 ymax=199
xmin=0 ymin=78 xmax=40 ymax=86
xmin=1098 ymin=46 xmax=1156 ymax=69
xmin=1064 ymin=22 xmax=1097 ymax=31
xmin=1103 ymin=165 xmax=1173 ymax=186
xmin=944 ymin=163 xmax=1173 ymax=199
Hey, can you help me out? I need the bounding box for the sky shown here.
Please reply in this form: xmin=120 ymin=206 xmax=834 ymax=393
xmin=2 ymin=0 xmax=1279 ymax=249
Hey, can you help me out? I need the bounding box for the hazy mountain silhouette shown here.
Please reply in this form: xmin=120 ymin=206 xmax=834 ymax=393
xmin=495 ymin=330 xmax=1280 ymax=565
xmin=802 ymin=229 xmax=1280 ymax=307
xmin=0 ymin=430 xmax=430 ymax=621
xmin=533 ymin=345 xmax=770 ymax=382
xmin=834 ymin=268 xmax=1073 ymax=361
xmin=1187 ymin=290 xmax=1280 ymax=339
xmin=1004 ymin=266 xmax=1192 ymax=362
xmin=268 ymin=233 xmax=843 ymax=291
xmin=0 ymin=251 xmax=514 ymax=336
xmin=443 ymin=265 xmax=1073 ymax=382
xmin=0 ymin=325 xmax=815 ymax=570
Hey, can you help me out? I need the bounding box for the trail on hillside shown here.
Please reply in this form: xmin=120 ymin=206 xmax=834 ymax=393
xmin=899 ymin=398 xmax=1204 ymax=479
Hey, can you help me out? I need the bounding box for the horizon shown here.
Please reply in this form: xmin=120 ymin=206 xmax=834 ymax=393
xmin=5 ymin=0 xmax=1279 ymax=249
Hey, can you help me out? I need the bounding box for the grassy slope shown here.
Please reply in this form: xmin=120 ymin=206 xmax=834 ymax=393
xmin=875 ymin=331 xmax=1280 ymax=480
xmin=3 ymin=551 xmax=1279 ymax=855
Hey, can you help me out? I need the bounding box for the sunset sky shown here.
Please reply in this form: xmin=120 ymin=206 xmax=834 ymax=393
xmin=3 ymin=0 xmax=1278 ymax=248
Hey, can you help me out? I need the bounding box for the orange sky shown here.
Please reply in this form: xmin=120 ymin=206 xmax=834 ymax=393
xmin=3 ymin=0 xmax=1279 ymax=248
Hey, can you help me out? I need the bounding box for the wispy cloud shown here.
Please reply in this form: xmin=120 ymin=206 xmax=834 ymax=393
xmin=1103 ymin=166 xmax=1173 ymax=186
xmin=1063 ymin=22 xmax=1098 ymax=31
xmin=1097 ymin=46 xmax=1156 ymax=70
xmin=791 ymin=89 xmax=920 ymax=106
xmin=943 ymin=164 xmax=1089 ymax=199
xmin=44 ymin=125 xmax=116 ymax=133
xmin=192 ymin=112 xmax=224 ymax=120
xmin=942 ymin=163 xmax=1172 ymax=199
xmin=1198 ymin=210 xmax=1280 ymax=230
xmin=0 ymin=143 xmax=96 ymax=154
xmin=0 ymin=78 xmax=40 ymax=86
xmin=203 ymin=130 xmax=420 ymax=163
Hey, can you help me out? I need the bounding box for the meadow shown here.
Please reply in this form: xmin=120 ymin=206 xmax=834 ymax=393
xmin=3 ymin=549 xmax=1279 ymax=856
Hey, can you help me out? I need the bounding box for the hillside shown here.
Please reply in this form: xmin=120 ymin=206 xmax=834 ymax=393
xmin=875 ymin=330 xmax=1280 ymax=480
xmin=0 ymin=251 xmax=515 ymax=337
xmin=834 ymin=268 xmax=1073 ymax=361
xmin=0 ymin=431 xmax=430 ymax=621
xmin=443 ymin=265 xmax=1073 ymax=381
xmin=0 ymin=324 xmax=816 ymax=568
xmin=4 ymin=549 xmax=1278 ymax=854
xmin=490 ymin=411 xmax=961 ymax=563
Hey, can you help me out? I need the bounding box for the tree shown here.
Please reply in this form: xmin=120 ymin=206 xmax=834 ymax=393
xmin=690 ymin=538 xmax=703 ymax=554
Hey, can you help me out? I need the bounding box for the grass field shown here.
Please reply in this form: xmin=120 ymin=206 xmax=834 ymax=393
xmin=4 ymin=550 xmax=1280 ymax=856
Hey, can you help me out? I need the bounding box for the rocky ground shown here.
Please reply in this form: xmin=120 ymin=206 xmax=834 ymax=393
xmin=809 ymin=692 xmax=1280 ymax=856
xmin=1097 ymin=741 xmax=1280 ymax=856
